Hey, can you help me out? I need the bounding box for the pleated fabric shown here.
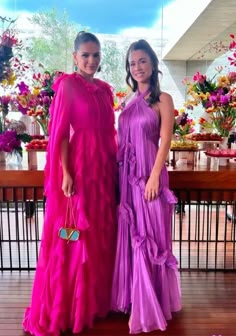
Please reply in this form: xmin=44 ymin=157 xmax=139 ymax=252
xmin=111 ymin=92 xmax=181 ymax=334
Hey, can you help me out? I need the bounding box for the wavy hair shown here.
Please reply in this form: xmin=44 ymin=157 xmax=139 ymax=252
xmin=125 ymin=39 xmax=162 ymax=105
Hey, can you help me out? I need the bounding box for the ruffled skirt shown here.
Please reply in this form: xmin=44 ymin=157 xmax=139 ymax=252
xmin=111 ymin=152 xmax=181 ymax=334
xmin=23 ymin=130 xmax=117 ymax=335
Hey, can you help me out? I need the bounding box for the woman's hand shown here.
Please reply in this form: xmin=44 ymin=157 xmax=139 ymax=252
xmin=62 ymin=172 xmax=74 ymax=197
xmin=144 ymin=172 xmax=160 ymax=202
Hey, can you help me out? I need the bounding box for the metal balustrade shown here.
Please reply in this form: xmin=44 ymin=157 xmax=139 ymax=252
xmin=0 ymin=186 xmax=235 ymax=271
xmin=0 ymin=186 xmax=45 ymax=271
xmin=172 ymin=193 xmax=236 ymax=271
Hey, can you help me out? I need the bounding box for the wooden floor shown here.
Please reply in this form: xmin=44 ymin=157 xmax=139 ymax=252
xmin=0 ymin=271 xmax=236 ymax=336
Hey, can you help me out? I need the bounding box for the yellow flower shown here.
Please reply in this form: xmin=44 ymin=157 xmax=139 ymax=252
xmin=113 ymin=101 xmax=119 ymax=109
xmin=218 ymin=75 xmax=230 ymax=87
xmin=198 ymin=92 xmax=209 ymax=100
xmin=1 ymin=72 xmax=16 ymax=87
xmin=8 ymin=72 xmax=16 ymax=85
xmin=32 ymin=87 xmax=41 ymax=96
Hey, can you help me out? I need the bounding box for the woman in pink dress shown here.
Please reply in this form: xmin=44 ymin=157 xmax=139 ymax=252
xmin=23 ymin=31 xmax=117 ymax=335
xmin=111 ymin=39 xmax=181 ymax=333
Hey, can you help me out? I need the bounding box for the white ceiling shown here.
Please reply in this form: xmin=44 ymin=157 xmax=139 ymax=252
xmin=162 ymin=0 xmax=236 ymax=61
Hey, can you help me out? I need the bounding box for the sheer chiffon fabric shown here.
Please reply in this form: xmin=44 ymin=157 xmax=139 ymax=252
xmin=111 ymin=92 xmax=182 ymax=334
xmin=23 ymin=73 xmax=117 ymax=335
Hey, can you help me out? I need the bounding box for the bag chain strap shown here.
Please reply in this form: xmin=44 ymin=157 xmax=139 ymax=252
xmin=64 ymin=196 xmax=76 ymax=229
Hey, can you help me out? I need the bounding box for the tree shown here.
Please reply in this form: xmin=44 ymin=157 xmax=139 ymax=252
xmin=26 ymin=9 xmax=81 ymax=72
xmin=100 ymin=39 xmax=126 ymax=90
xmin=24 ymin=9 xmax=127 ymax=90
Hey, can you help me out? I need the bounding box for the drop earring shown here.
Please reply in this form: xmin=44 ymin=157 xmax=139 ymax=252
xmin=74 ymin=62 xmax=78 ymax=72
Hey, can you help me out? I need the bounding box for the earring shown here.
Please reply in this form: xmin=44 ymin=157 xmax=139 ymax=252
xmin=74 ymin=62 xmax=78 ymax=72
xmin=97 ymin=65 xmax=101 ymax=72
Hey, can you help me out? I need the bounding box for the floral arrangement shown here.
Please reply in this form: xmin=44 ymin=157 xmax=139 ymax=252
xmin=0 ymin=18 xmax=30 ymax=87
xmin=173 ymin=108 xmax=195 ymax=138
xmin=0 ymin=120 xmax=31 ymax=156
xmin=0 ymin=18 xmax=62 ymax=139
xmin=0 ymin=25 xmax=18 ymax=84
xmin=183 ymin=34 xmax=236 ymax=138
xmin=13 ymin=70 xmax=63 ymax=135
xmin=0 ymin=24 xmax=18 ymax=132
xmin=184 ymin=69 xmax=236 ymax=137
xmin=113 ymin=90 xmax=128 ymax=112
xmin=0 ymin=18 xmax=32 ymax=135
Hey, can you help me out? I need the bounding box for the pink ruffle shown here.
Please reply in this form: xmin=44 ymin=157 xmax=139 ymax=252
xmin=23 ymin=73 xmax=117 ymax=335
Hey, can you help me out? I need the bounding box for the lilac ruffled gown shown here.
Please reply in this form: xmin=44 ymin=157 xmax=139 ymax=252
xmin=111 ymin=91 xmax=182 ymax=334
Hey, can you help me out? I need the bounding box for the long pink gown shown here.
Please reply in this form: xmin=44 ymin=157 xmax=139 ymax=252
xmin=23 ymin=73 xmax=117 ymax=336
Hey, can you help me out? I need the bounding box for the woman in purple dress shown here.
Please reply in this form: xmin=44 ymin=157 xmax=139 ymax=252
xmin=111 ymin=39 xmax=181 ymax=333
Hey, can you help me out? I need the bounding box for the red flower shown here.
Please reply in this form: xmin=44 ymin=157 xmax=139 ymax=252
xmin=174 ymin=109 xmax=179 ymax=117
xmin=199 ymin=117 xmax=206 ymax=124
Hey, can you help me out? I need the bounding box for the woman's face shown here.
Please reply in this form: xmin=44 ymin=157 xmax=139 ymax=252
xmin=129 ymin=49 xmax=153 ymax=84
xmin=73 ymin=41 xmax=101 ymax=79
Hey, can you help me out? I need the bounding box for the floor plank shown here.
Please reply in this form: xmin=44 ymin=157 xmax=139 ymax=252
xmin=0 ymin=271 xmax=236 ymax=335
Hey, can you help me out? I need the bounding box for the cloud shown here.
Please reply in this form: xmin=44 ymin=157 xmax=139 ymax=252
xmin=119 ymin=0 xmax=212 ymax=42
xmin=0 ymin=0 xmax=212 ymax=42
xmin=0 ymin=5 xmax=40 ymax=35
xmin=162 ymin=0 xmax=212 ymax=39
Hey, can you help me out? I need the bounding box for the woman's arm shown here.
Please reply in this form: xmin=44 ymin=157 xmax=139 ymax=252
xmin=61 ymin=137 xmax=74 ymax=197
xmin=144 ymin=92 xmax=174 ymax=202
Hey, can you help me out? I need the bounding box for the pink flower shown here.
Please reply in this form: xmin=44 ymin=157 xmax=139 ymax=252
xmin=228 ymin=71 xmax=236 ymax=83
xmin=0 ymin=130 xmax=20 ymax=153
xmin=193 ymin=71 xmax=206 ymax=84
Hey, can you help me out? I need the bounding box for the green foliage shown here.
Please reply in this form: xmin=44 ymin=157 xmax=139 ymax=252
xmin=18 ymin=133 xmax=32 ymax=144
xmin=100 ymin=39 xmax=126 ymax=90
xmin=23 ymin=9 xmax=128 ymax=90
xmin=27 ymin=8 xmax=81 ymax=72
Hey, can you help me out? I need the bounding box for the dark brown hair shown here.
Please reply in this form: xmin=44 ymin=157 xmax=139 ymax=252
xmin=74 ymin=31 xmax=101 ymax=51
xmin=125 ymin=39 xmax=162 ymax=105
xmin=74 ymin=31 xmax=101 ymax=72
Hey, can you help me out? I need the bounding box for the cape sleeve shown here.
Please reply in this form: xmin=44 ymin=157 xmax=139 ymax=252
xmin=44 ymin=74 xmax=72 ymax=195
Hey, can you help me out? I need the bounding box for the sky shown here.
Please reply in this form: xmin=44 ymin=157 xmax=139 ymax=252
xmin=1 ymin=0 xmax=170 ymax=34
xmin=2 ymin=0 xmax=168 ymax=34
xmin=0 ymin=0 xmax=211 ymax=39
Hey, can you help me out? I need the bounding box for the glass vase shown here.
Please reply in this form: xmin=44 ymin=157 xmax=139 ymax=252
xmin=219 ymin=137 xmax=228 ymax=166
xmin=6 ymin=151 xmax=23 ymax=168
